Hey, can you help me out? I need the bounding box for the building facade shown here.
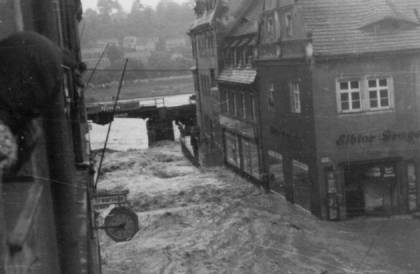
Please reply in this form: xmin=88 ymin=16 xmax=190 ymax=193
xmin=257 ymin=0 xmax=420 ymax=220
xmin=217 ymin=1 xmax=263 ymax=182
xmin=188 ymin=0 xmax=253 ymax=166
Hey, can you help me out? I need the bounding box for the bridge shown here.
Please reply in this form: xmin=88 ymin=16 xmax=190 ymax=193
xmin=86 ymin=93 xmax=196 ymax=144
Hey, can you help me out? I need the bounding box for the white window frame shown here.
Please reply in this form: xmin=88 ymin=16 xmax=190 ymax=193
xmin=290 ymin=82 xmax=301 ymax=114
xmin=366 ymin=77 xmax=394 ymax=111
xmin=336 ymin=79 xmax=362 ymax=113
xmin=336 ymin=77 xmax=394 ymax=114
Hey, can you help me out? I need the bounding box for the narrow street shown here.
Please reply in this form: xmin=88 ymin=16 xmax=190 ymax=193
xmin=96 ymin=141 xmax=417 ymax=274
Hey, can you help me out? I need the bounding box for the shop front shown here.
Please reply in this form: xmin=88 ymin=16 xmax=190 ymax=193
xmin=343 ymin=159 xmax=399 ymax=217
xmin=323 ymin=157 xmax=419 ymax=220
xmin=220 ymin=115 xmax=261 ymax=181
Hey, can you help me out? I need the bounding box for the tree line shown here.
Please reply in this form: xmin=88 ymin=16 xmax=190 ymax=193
xmin=81 ymin=0 xmax=195 ymax=48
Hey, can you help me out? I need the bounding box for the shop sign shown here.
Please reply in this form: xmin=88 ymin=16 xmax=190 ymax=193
xmin=321 ymin=157 xmax=331 ymax=164
xmin=383 ymin=166 xmax=396 ymax=178
xmin=364 ymin=166 xmax=396 ymax=179
xmin=336 ymin=130 xmax=420 ymax=146
xmin=327 ymin=172 xmax=337 ymax=194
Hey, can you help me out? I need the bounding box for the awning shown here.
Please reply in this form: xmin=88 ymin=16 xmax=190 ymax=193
xmin=219 ymin=115 xmax=256 ymax=139
xmin=217 ymin=69 xmax=257 ymax=85
xmin=248 ymin=37 xmax=257 ymax=46
xmin=237 ymin=37 xmax=252 ymax=47
xmin=226 ymin=39 xmax=241 ymax=48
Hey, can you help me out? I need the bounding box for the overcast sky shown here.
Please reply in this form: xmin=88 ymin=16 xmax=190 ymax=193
xmin=81 ymin=0 xmax=190 ymax=11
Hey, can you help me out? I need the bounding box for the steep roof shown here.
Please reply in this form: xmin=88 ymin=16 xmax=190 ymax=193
xmin=189 ymin=0 xmax=254 ymax=34
xmin=229 ymin=1 xmax=264 ymax=37
xmin=299 ymin=0 xmax=420 ymax=56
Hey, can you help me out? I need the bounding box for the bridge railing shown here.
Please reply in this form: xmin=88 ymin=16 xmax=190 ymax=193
xmin=138 ymin=97 xmax=165 ymax=108
xmin=86 ymin=96 xmax=166 ymax=115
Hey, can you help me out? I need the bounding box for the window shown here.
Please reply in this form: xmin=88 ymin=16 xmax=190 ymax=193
xmin=336 ymin=77 xmax=394 ymax=114
xmin=249 ymin=94 xmax=256 ymax=121
xmin=242 ymin=139 xmax=260 ymax=179
xmin=285 ymin=12 xmax=293 ymax=36
xmin=408 ymin=162 xmax=417 ymax=212
xmin=268 ymin=84 xmax=275 ymax=109
xmin=245 ymin=46 xmax=253 ymax=66
xmin=290 ymin=82 xmax=301 ymax=113
xmin=221 ymin=89 xmax=228 ymax=113
xmin=235 ymin=48 xmax=242 ymax=67
xmin=228 ymin=90 xmax=236 ymax=115
xmin=368 ymin=78 xmax=392 ymax=110
xmin=225 ymin=131 xmax=241 ymax=168
xmin=337 ymin=80 xmax=361 ymax=113
xmin=236 ymin=92 xmax=246 ymax=119
xmin=241 ymin=93 xmax=246 ymax=119
xmin=292 ymin=160 xmax=311 ymax=211
xmin=266 ymin=15 xmax=274 ymax=34
xmin=210 ymin=69 xmax=217 ymax=87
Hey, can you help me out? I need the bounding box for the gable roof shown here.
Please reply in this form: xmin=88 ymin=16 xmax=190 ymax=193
xmin=299 ymin=0 xmax=420 ymax=56
xmin=228 ymin=1 xmax=264 ymax=37
xmin=189 ymin=0 xmax=254 ymax=34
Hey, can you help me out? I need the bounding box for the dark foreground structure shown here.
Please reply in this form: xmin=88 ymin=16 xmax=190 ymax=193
xmin=190 ymin=0 xmax=420 ymax=220
xmin=0 ymin=1 xmax=102 ymax=273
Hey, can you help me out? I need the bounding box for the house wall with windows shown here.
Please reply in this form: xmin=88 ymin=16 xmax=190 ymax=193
xmin=216 ymin=1 xmax=263 ymax=183
xmin=189 ymin=0 xmax=255 ymax=167
xmin=189 ymin=2 xmax=224 ymax=166
xmin=255 ymin=0 xmax=319 ymax=213
xmin=312 ymin=53 xmax=420 ymax=220
xmin=256 ymin=0 xmax=420 ymax=220
xmin=257 ymin=60 xmax=318 ymax=212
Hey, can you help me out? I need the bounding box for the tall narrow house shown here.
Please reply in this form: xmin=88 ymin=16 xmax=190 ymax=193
xmin=188 ymin=0 xmax=253 ymax=166
xmin=217 ymin=1 xmax=263 ymax=182
xmin=257 ymin=0 xmax=420 ymax=220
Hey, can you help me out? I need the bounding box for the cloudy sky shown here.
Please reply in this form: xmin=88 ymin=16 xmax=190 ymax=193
xmin=81 ymin=0 xmax=190 ymax=11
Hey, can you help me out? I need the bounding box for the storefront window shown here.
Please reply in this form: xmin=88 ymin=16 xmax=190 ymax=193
xmin=268 ymin=150 xmax=284 ymax=193
xmin=325 ymin=168 xmax=339 ymax=220
xmin=408 ymin=163 xmax=417 ymax=212
xmin=224 ymin=131 xmax=240 ymax=168
xmin=292 ymin=160 xmax=311 ymax=211
xmin=242 ymin=139 xmax=260 ymax=179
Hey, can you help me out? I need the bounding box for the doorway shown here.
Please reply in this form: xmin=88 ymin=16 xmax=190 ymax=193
xmin=344 ymin=161 xmax=397 ymax=217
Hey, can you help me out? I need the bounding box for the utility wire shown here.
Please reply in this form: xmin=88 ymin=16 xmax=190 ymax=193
xmin=94 ymin=59 xmax=129 ymax=188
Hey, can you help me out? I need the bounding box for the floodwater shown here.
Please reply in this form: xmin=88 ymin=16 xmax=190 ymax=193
xmin=91 ymin=119 xmax=420 ymax=274
xmin=89 ymin=118 xmax=180 ymax=151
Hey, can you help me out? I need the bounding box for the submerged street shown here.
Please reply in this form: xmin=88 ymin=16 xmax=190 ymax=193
xmin=94 ymin=137 xmax=420 ymax=274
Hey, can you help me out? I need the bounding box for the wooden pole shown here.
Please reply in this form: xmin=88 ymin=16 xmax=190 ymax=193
xmin=95 ymin=59 xmax=129 ymax=187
